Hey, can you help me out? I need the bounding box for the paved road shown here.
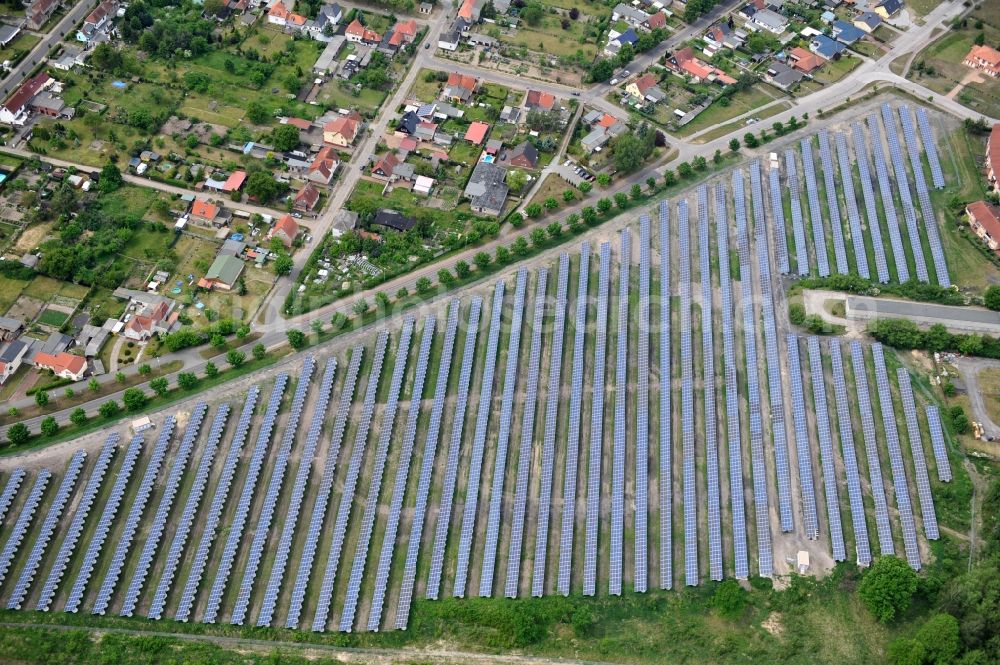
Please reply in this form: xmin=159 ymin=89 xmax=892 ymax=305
xmin=0 ymin=0 xmax=98 ymax=98
xmin=954 ymin=357 xmax=1000 ymax=440
xmin=846 ymin=295 xmax=1000 ymax=334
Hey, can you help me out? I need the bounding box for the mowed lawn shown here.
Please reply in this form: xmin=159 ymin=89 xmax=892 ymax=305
xmin=676 ymin=84 xmax=785 ymax=138
xmin=909 ymin=19 xmax=1000 ymax=114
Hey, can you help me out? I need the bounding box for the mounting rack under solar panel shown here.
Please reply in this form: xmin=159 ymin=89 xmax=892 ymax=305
xmin=479 ymin=269 xmax=528 ymax=599
xmin=799 ymin=137 xmax=831 ymax=277
xmin=915 ymin=107 xmax=946 ymax=188
xmin=426 ymin=297 xmax=482 ymax=601
xmin=658 ymin=203 xmax=673 ymax=589
xmin=896 ymin=368 xmax=939 ymax=541
xmin=806 ymin=338 xmax=846 ymax=562
xmin=924 ymin=405 xmax=953 ymax=483
xmin=833 ymin=132 xmax=872 ymax=280
xmin=584 ymin=243 xmax=612 ymax=596
xmin=678 ymin=198 xmax=697 ymax=587
xmin=766 ymin=167 xmax=791 ymax=276
xmin=610 ymin=231 xmax=629 ymax=596
xmin=817 ymin=130 xmax=849 ymax=275
xmin=635 ymin=217 xmax=650 ymax=594
xmin=532 ymin=257 xmax=569 ymax=598
xmin=715 ymin=182 xmax=748 ymax=579
xmin=0 ymin=469 xmax=50 ymax=589
xmin=866 ymin=115 xmax=911 ymax=282
xmin=0 ymin=468 xmax=25 ymax=527
xmin=396 ymin=300 xmax=460 ymax=628
xmin=786 ymin=335 xmax=819 ymax=540
xmin=851 ymin=123 xmax=892 ymax=284
xmin=785 ymin=150 xmax=810 ymax=277
xmin=878 ymin=105 xmax=929 ymax=283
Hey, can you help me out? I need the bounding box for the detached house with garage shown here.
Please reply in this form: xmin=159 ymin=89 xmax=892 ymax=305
xmin=967 ymin=200 xmax=1000 ymax=252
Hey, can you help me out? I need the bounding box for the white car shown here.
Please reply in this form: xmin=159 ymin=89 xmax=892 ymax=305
xmin=610 ymin=77 xmax=619 ymax=85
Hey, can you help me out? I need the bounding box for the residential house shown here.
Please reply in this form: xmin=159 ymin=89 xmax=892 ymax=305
xmin=413 ymin=175 xmax=435 ymax=196
xmin=223 ymin=170 xmax=247 ymax=193
xmin=508 ymin=141 xmax=538 ymax=168
xmin=467 ymin=33 xmax=497 ymax=49
xmin=0 ymin=340 xmax=28 ymax=385
xmin=372 ymin=209 xmax=416 ymax=232
xmin=0 ymin=317 xmax=23 ymax=342
xmin=442 ymin=73 xmax=478 ymax=102
xmin=967 ymin=201 xmax=1000 ymax=251
xmin=964 ymin=44 xmax=1000 ymax=79
xmin=199 ymin=255 xmax=244 ymax=290
xmin=810 ymin=34 xmax=847 ymax=59
xmin=854 ymin=11 xmax=882 ymax=33
xmin=267 ymin=0 xmax=292 ymax=25
xmin=500 ymin=105 xmax=520 ymax=123
xmin=438 ymin=29 xmax=461 ymax=51
xmin=294 ymin=183 xmax=321 ymax=211
xmin=392 ymin=162 xmax=415 ymax=181
xmin=647 ymin=11 xmax=667 ymax=30
xmin=704 ymin=23 xmax=733 ymax=50
xmin=871 ymin=0 xmax=902 ymax=20
xmin=751 ymin=8 xmax=787 ymax=34
xmin=665 ymin=47 xmax=737 ymax=84
xmin=605 ymin=27 xmax=638 ymax=57
xmin=0 ymin=25 xmax=20 ymax=49
xmin=985 ymin=124 xmax=1000 ymax=192
xmin=306 ymin=3 xmax=342 ymax=38
xmin=345 ymin=18 xmax=381 ymax=44
xmin=788 ymin=46 xmax=823 ymax=74
xmin=763 ymin=60 xmax=803 ymax=90
xmin=123 ymin=301 xmax=176 ymax=341
xmin=313 ymin=35 xmax=346 ymax=73
xmin=372 ymin=152 xmax=401 ymax=179
xmin=820 ymin=10 xmax=836 ymax=24
xmin=393 ymin=19 xmax=419 ymax=43
xmin=612 ymin=3 xmax=651 ymax=28
xmin=190 ymin=199 xmax=221 ymax=226
xmin=832 ymin=20 xmax=864 ymax=45
xmin=415 ymin=121 xmax=437 ymax=142
xmin=525 ymin=90 xmax=556 ymax=112
xmin=398 ymin=110 xmax=420 ymax=134
xmin=323 ymin=111 xmax=362 ymax=146
xmin=457 ymin=0 xmax=476 ymax=22
xmin=0 ymin=72 xmax=53 ymax=125
xmin=626 ymin=73 xmax=666 ymax=103
xmin=464 ymin=161 xmax=508 ymax=216
xmin=309 ymin=146 xmax=340 ymax=184
xmin=33 ymin=351 xmax=87 ymax=381
xmin=26 ymin=0 xmax=60 ymax=30
xmin=268 ymin=214 xmax=300 ymax=248
xmin=465 ymin=121 xmax=489 ymax=144
xmin=77 ymin=0 xmax=116 ymax=42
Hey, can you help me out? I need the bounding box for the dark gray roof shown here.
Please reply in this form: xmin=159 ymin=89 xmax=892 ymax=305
xmin=373 ymin=209 xmax=416 ymax=231
xmin=0 ymin=339 xmax=26 ymax=363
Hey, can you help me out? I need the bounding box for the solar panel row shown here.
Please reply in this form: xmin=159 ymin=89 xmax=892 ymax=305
xmin=766 ymin=168 xmax=791 ymax=276
xmin=799 ymin=138 xmax=831 ymax=277
xmin=635 ymin=217 xmax=650 ymax=593
xmin=924 ymin=405 xmax=953 ymax=483
xmin=833 ymin=131 xmax=873 ymax=281
xmin=865 ymin=116 xmax=911 ymax=282
xmin=657 ymin=203 xmax=673 ymax=590
xmin=785 ymin=336 xmax=819 ymax=540
xmin=0 ymin=469 xmax=50 ymax=590
xmin=896 ymin=367 xmax=940 ymax=541
xmin=678 ymin=198 xmax=697 ymax=587
xmin=851 ymin=122 xmax=892 ymax=284
xmin=915 ymin=107 xmax=946 ymax=188
xmin=816 ymin=130 xmax=849 ymax=275
xmin=0 ymin=468 xmax=25 ymax=527
xmin=610 ymin=230 xmax=630 ymax=596
xmin=877 ymin=106 xmax=929 ymax=283
xmin=805 ymin=338 xmax=846 ymax=561
xmin=785 ymin=150 xmax=810 ymax=277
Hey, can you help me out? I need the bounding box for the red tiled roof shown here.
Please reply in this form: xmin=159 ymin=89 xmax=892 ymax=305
xmin=633 ymin=73 xmax=658 ymax=94
xmin=85 ymin=0 xmax=114 ymax=26
xmin=395 ymin=19 xmax=418 ymax=37
xmin=648 ymin=11 xmax=666 ymax=29
xmin=287 ymin=12 xmax=307 ymax=26
xmin=789 ymin=47 xmax=823 ymax=73
xmin=222 ymin=170 xmax=246 ymax=192
xmin=969 ymin=200 xmax=1000 ymax=239
xmin=458 ymin=0 xmax=474 ymax=20
xmin=34 ymin=352 xmax=85 ymax=376
xmin=324 ymin=113 xmax=360 ymax=142
xmin=464 ymin=121 xmax=489 ymax=144
xmin=191 ymin=199 xmax=219 ymax=219
xmin=389 ymin=30 xmax=405 ymax=47
xmin=967 ymin=44 xmax=1000 ymax=68
xmin=3 ymin=72 xmax=51 ymax=114
xmin=268 ymin=2 xmax=289 ymax=18
xmin=446 ymin=72 xmax=478 ymax=91
xmin=400 ymin=137 xmax=418 ymax=151
xmin=372 ymin=152 xmax=400 ymax=176
xmin=271 ymin=214 xmax=299 ymax=243
xmin=597 ymin=113 xmax=618 ymax=128
xmin=285 ymin=117 xmax=312 ymax=130
xmin=526 ymin=89 xmax=555 ymax=110
xmin=346 ymin=18 xmax=380 ymax=42
xmin=295 ymin=183 xmax=321 ymax=209
xmin=989 ymin=124 xmax=1000 ymax=172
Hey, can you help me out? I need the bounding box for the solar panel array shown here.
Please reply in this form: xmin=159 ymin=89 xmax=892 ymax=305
xmin=751 ymin=160 xmax=794 ymax=534
xmin=898 ymin=104 xmax=951 ymax=287
xmin=584 ymin=242 xmax=611 ymax=596
xmin=870 ymin=343 xmax=921 ymax=570
xmin=925 ymin=405 xmax=953 ymax=482
xmin=733 ymin=169 xmax=773 ymax=577
xmin=232 ymin=359 xmax=315 ymax=626
xmin=312 ymin=332 xmax=388 ymax=631
xmin=0 ymin=468 xmax=25 ymax=527
xmin=799 ymin=138 xmax=831 ymax=277
xmin=258 ymin=357 xmax=337 ymax=628
xmin=92 ymin=418 xmax=178 ymax=615
xmin=8 ymin=452 xmax=85 ymax=610
xmin=849 ymin=341 xmax=895 ymax=556
xmin=635 ymin=217 xmax=650 ymax=593
xmin=817 ymin=131 xmax=849 ymax=275
xmin=340 ymin=320 xmax=414 ymax=631
xmin=396 ymin=300 xmax=459 ymax=627
xmin=426 ymin=300 xmax=482 ymax=602
xmin=865 ymin=115 xmax=910 ymax=282
xmin=36 ymin=435 xmax=117 ymax=612
xmin=120 ymin=403 xmax=209 ymax=617
xmin=828 ymin=341 xmax=872 ymax=565
xmin=65 ymin=433 xmax=144 ymax=613
xmin=877 ymin=107 xmax=929 ymax=283
xmin=148 ymin=404 xmax=231 ymax=620
xmin=370 ymin=316 xmax=435 ymax=630
xmin=786 ymin=336 xmax=819 ymax=540
xmin=203 ymin=376 xmax=288 ymax=624
xmin=785 ymin=150 xmax=810 ymax=276
xmin=677 ymin=198 xmax=697 ymax=587
xmin=698 ymin=186 xmax=723 ymax=582
xmin=657 ymin=203 xmax=673 ymax=589
xmin=559 ymin=242 xmax=590 ymax=595
xmin=833 ymin=131 xmax=873 ymax=281
xmin=532 ymin=256 xmax=569 ymax=598
xmin=0 ymin=469 xmax=50 ymax=589
xmin=767 ymin=168 xmax=791 ymax=275
xmin=479 ymin=268 xmax=528 ymax=598
xmin=452 ymin=282 xmax=506 ymax=598
xmin=805 ymin=338 xmax=846 ymax=561
xmin=506 ymin=270 xmax=547 ymax=598
xmin=286 ymin=347 xmax=363 ymax=629
xmin=851 ymin=122 xmax=892 ymax=283
xmin=896 ymin=368 xmax=939 ymax=540
xmin=915 ymin=107 xmax=946 ymax=188
xmin=175 ymin=387 xmax=259 ymax=622
xmin=715 ymin=182 xmax=748 ymax=579
xmin=610 ymin=230 xmax=630 ymax=596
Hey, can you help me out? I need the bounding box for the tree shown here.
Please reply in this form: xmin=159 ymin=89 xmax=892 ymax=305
xmin=416 ymin=276 xmax=432 ymax=294
xmin=925 ymin=324 xmax=952 ymax=353
xmin=474 ymin=252 xmax=491 ymax=271
xmin=743 ymin=132 xmax=759 ymax=148
xmin=495 ymin=245 xmax=511 ymax=264
xmin=88 ymin=378 xmax=100 ymax=392
xmin=272 ymin=252 xmax=293 ymax=277
xmin=597 ymin=173 xmax=611 ymax=187
xmin=70 ymin=408 xmax=88 ymax=426
xmin=582 ymin=206 xmax=598 ymax=225
xmin=913 ymin=613 xmax=961 ymax=665
xmin=288 ymin=329 xmax=307 ymax=350
xmin=246 ymin=101 xmax=270 ymax=124
xmin=205 ymin=361 xmax=219 ymax=378
xmin=664 ymin=170 xmax=677 ymax=186
xmin=859 ymin=555 xmax=918 ymax=622
xmin=597 ymin=198 xmax=612 ymax=213
xmin=99 ymin=400 xmax=120 ymax=419
xmin=530 ymin=228 xmax=547 ymax=247
xmin=122 ymin=387 xmax=147 ymax=412
xmin=271 ymin=124 xmax=300 ymax=152
xmin=630 ymin=183 xmax=643 ymax=200
xmin=253 ymin=343 xmax=267 ymax=360
xmin=116 ymin=372 xmax=126 ymax=383
xmin=985 ymin=285 xmax=1000 ymax=311
xmin=612 ymin=132 xmax=652 ymax=173
xmin=35 ymin=390 xmax=49 ymax=408
xmin=438 ymin=268 xmax=456 ymax=286
xmin=692 ymin=155 xmax=707 ymax=171
xmin=521 ymin=2 xmax=543 ymax=26
xmin=353 ymin=298 xmax=370 ymax=315
xmin=589 ymin=59 xmax=615 ymax=83
xmin=513 ymin=237 xmax=529 ymax=256
xmin=677 ymin=162 xmax=694 ymax=178
xmin=99 ymin=162 xmax=124 ymax=193
xmin=331 ymin=312 xmax=348 ymax=330
xmin=150 ymin=377 xmax=169 ymax=397
xmin=138 ymin=363 xmax=152 ymax=376
xmin=525 ymin=203 xmax=543 ymax=218
xmin=507 ymin=170 xmax=527 ymax=193
xmin=177 ymin=373 xmax=198 ymax=390
xmin=729 ymin=138 xmax=741 ymax=152
xmin=7 ymin=423 xmax=29 ymax=446
xmin=563 ymin=189 xmax=576 ymax=203
xmin=41 ymin=416 xmax=60 ymax=437
xmin=614 ymin=192 xmax=629 ymax=209
xmin=712 ymin=579 xmax=749 ymax=618
xmin=646 ymin=177 xmax=657 ymax=191
xmin=375 ymin=291 xmax=390 ymax=308
xmin=713 ymin=149 xmax=723 ymax=164
xmin=226 ymin=350 xmax=246 ymax=368
xmin=543 ymin=197 xmax=559 ymax=210
xmin=455 ymin=260 xmax=471 ymax=279
xmin=578 ymin=181 xmax=592 ymax=193
xmin=245 ymin=172 xmax=284 ymax=203
xmin=547 ymin=221 xmax=562 ymax=239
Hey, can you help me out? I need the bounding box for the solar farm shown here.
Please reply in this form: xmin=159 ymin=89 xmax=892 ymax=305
xmin=0 ymin=103 xmax=961 ymax=634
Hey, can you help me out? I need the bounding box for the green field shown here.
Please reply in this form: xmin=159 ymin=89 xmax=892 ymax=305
xmin=675 ymin=85 xmax=785 ymax=138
